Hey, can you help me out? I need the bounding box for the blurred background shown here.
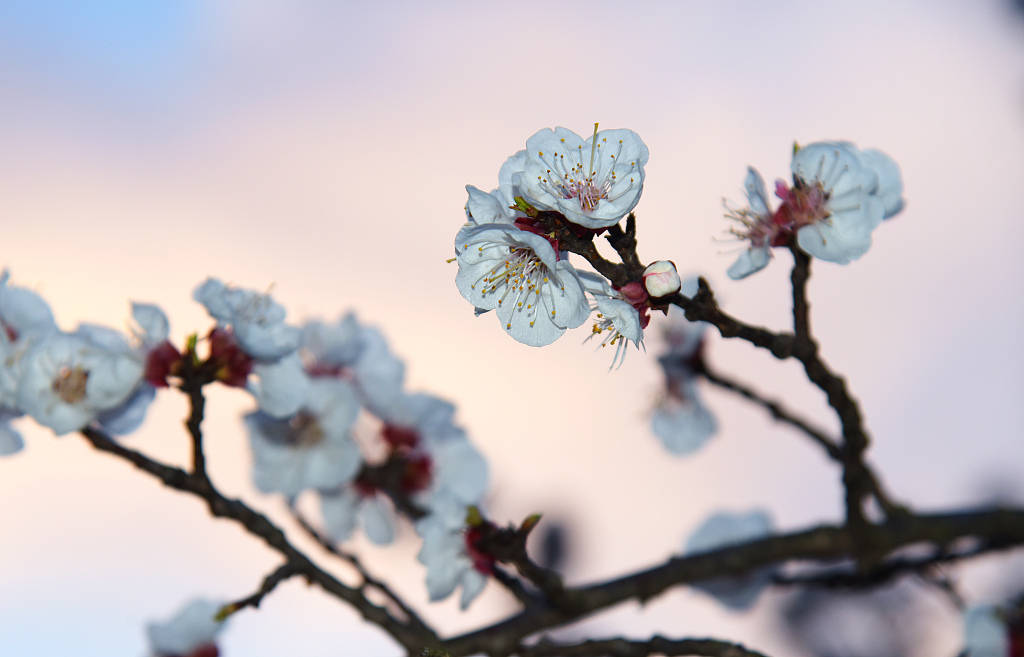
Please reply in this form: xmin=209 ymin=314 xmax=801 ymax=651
xmin=1 ymin=1 xmax=1023 ymax=655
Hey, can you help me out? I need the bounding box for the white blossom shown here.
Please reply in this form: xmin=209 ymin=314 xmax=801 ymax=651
xmin=683 ymin=509 xmax=775 ymax=610
xmin=244 ymin=377 xmax=361 ymax=497
xmin=416 ymin=496 xmax=489 ymax=609
xmin=375 ymin=392 xmax=489 ymax=509
xmin=193 ymin=277 xmax=301 ymax=361
xmin=580 ymin=273 xmax=646 ymax=368
xmin=789 ymin=141 xmax=903 ymax=264
xmin=302 ymin=313 xmax=405 ymax=414
xmin=455 ymin=224 xmax=589 ymax=347
xmin=519 ymin=125 xmax=649 ymax=229
xmin=17 ymin=331 xmax=143 ymax=435
xmin=146 ymin=597 xmax=225 ymax=657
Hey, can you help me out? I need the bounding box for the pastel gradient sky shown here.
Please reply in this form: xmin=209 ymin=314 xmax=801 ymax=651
xmin=1 ymin=1 xmax=1023 ymax=655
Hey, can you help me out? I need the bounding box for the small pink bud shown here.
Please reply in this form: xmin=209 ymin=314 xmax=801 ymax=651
xmin=643 ymin=261 xmax=681 ymax=298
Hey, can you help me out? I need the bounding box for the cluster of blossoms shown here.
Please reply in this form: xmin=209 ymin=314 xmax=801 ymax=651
xmin=724 ymin=141 xmax=905 ymax=278
xmin=1 ymin=274 xmax=494 ymax=611
xmin=454 ymin=124 xmax=679 ymax=366
xmin=195 ymin=279 xmax=493 ymax=608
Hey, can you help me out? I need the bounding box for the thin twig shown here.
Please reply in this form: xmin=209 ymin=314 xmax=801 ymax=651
xmin=221 ymin=561 xmax=300 ymax=616
xmin=289 ymin=505 xmax=432 ymax=628
xmin=695 ymin=360 xmax=840 ymax=459
xmin=78 ymin=426 xmax=439 ymax=652
xmin=695 ymin=360 xmax=905 ymax=518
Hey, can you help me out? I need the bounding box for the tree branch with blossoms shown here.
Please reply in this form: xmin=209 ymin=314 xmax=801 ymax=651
xmin=2 ymin=125 xmax=1022 ymax=657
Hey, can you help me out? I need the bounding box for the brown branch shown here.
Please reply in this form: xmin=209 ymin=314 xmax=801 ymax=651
xmin=289 ymin=505 xmax=433 ymax=630
xmin=695 ymin=360 xmax=840 ymax=460
xmin=520 ymin=635 xmax=771 ymax=657
xmin=221 ymin=561 xmax=300 ymax=617
xmin=439 ymin=508 xmax=1024 ymax=656
xmin=78 ymin=426 xmax=439 ymax=653
xmin=789 ymin=245 xmax=813 ymax=343
xmin=695 ymin=360 xmax=904 ymax=518
xmin=666 ymin=280 xmax=796 ymax=359
xmin=786 ymin=246 xmax=876 ymax=528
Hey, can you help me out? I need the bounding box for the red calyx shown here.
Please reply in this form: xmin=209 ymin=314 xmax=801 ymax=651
xmin=144 ymin=341 xmax=182 ymax=387
xmin=612 ymin=281 xmax=652 ymax=329
xmin=207 ymin=328 xmax=253 ymax=388
xmin=514 ymin=217 xmax=560 ymax=254
xmin=383 ymin=424 xmax=420 ymax=450
xmin=400 ymin=454 xmax=433 ymax=493
xmin=464 ymin=526 xmax=496 ymax=575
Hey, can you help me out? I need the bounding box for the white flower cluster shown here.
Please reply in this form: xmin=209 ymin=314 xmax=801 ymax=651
xmin=454 ymin=125 xmax=664 ymax=364
xmin=0 ymin=271 xmax=174 ymax=450
xmin=194 ymin=280 xmax=493 ymax=608
xmin=2 ymin=273 xmax=493 ymax=610
xmin=725 ymin=141 xmax=905 ymax=279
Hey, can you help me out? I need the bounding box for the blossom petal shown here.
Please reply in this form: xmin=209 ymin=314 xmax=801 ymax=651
xmin=359 ymin=495 xmax=396 ymax=545
xmin=727 ymin=247 xmax=771 ymax=280
xmin=459 ymin=569 xmax=487 ymax=610
xmin=320 ymin=487 xmax=360 ymax=543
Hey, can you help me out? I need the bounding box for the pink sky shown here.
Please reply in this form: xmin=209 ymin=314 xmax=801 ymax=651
xmin=1 ymin=1 xmax=1023 ymax=655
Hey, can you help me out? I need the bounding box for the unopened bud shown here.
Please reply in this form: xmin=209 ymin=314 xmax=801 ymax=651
xmin=643 ymin=260 xmax=681 ymax=298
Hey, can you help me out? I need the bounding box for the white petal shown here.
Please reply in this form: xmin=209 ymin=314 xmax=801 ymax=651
xmin=192 ymin=278 xmax=233 ymax=320
xmin=546 ymin=261 xmax=590 ymax=330
xmin=320 ymin=487 xmax=360 ymax=543
xmin=249 ymin=354 xmax=311 ymax=418
xmin=792 ymin=141 xmax=875 ymax=197
xmin=858 ymin=148 xmax=904 ymax=218
xmin=651 ymin=395 xmax=717 ymax=456
xmin=146 ymin=598 xmax=225 ymax=656
xmin=96 ymin=384 xmax=156 ymax=436
xmin=795 ymin=196 xmax=884 ymax=264
xmin=727 ymin=247 xmax=772 ymax=280
xmin=743 ymin=167 xmax=770 ymax=217
xmin=359 ymin=495 xmax=396 ymax=545
xmin=352 ymin=327 xmax=405 ymax=414
xmin=0 ymin=420 xmax=24 ymax=456
xmin=465 ymin=185 xmax=513 ymax=225
xmin=131 ymin=302 xmax=170 ymax=345
xmin=459 ymin=568 xmax=487 ymax=609
xmin=431 ymin=438 xmax=489 ymax=504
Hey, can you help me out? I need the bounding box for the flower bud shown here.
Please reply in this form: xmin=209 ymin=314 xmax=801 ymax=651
xmin=643 ymin=260 xmax=681 ymax=298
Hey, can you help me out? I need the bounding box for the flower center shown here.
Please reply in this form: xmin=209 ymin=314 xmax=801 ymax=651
xmin=287 ymin=411 xmax=325 ymax=447
xmin=777 ymin=179 xmax=830 ymax=230
xmin=52 ymin=365 xmax=89 ymax=404
xmin=473 ymin=246 xmax=561 ymax=329
xmin=534 ymin=123 xmax=638 ymax=214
